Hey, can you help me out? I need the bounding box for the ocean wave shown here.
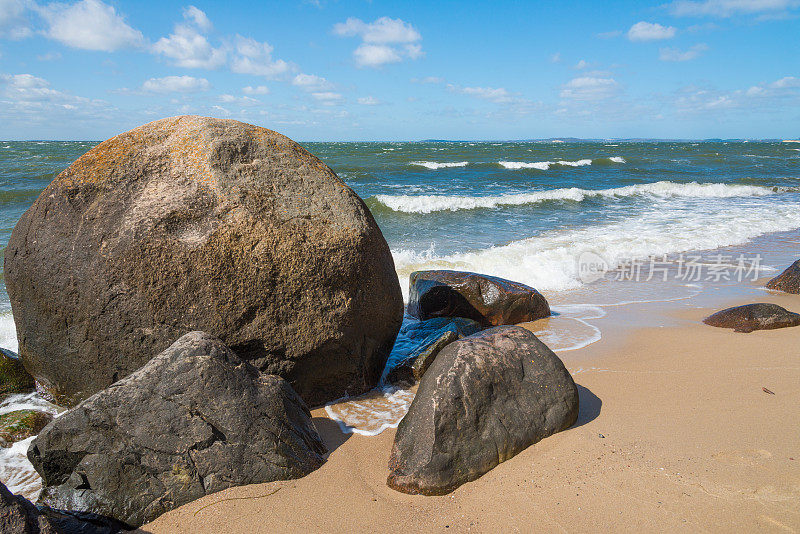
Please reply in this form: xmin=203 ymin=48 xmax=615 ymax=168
xmin=391 ymin=202 xmax=800 ymax=298
xmin=371 ymin=181 xmax=781 ymax=214
xmin=608 ymin=156 xmax=626 ymax=163
xmin=499 ymin=159 xmax=592 ymax=170
xmin=410 ymin=161 xmax=469 ymax=170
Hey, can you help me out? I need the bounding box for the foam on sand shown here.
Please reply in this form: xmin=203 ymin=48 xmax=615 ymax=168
xmin=372 ymin=181 xmax=782 ymax=214
xmin=324 ymin=387 xmax=415 ymax=436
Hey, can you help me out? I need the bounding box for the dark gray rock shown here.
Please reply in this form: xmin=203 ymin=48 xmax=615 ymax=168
xmin=766 ymin=260 xmax=800 ymax=294
xmin=407 ymin=270 xmax=550 ymax=327
xmin=387 ymin=326 xmax=578 ymax=495
xmin=0 ymin=347 xmax=35 ymax=398
xmin=5 ymin=116 xmax=403 ymax=407
xmin=383 ymin=316 xmax=483 ymax=385
xmin=1 ymin=480 xmax=128 ymax=533
xmin=703 ymin=303 xmax=800 ymax=333
xmin=29 ymin=332 xmax=326 ymax=527
xmin=410 ymin=330 xmax=457 ymax=381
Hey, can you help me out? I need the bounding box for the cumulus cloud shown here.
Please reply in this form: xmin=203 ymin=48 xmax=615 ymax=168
xmin=627 ymin=21 xmax=677 ymax=41
xmin=659 ymin=43 xmax=709 ymax=61
xmin=673 ymin=76 xmax=800 ymax=114
xmin=39 ymin=0 xmax=144 ymax=51
xmin=292 ymin=73 xmax=333 ymax=91
xmin=0 ymin=0 xmax=32 ymax=39
xmin=219 ymin=93 xmax=260 ymax=106
xmin=357 ymin=96 xmax=380 ymax=105
xmin=333 ymin=16 xmax=423 ymax=68
xmin=560 ymin=76 xmax=620 ymax=100
xmin=311 ymin=91 xmax=342 ymax=104
xmin=152 ymin=6 xmax=226 ymax=69
xmin=141 ymin=75 xmax=210 ymax=93
xmin=669 ymin=0 xmax=800 ymax=17
xmin=0 ymin=72 xmax=111 ymax=118
xmin=230 ymin=36 xmax=292 ymax=78
xmin=243 ymin=85 xmax=269 ymax=95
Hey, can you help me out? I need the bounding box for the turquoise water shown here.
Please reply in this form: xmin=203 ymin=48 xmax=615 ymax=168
xmin=1 ymin=139 xmax=800 ymax=494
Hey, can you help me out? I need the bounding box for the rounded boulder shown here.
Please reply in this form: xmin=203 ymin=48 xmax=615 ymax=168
xmin=4 ymin=116 xmax=403 ymax=406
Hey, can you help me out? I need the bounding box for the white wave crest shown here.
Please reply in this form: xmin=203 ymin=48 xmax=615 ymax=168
xmin=410 ymin=161 xmax=469 ymax=170
xmin=499 ymin=159 xmax=592 ymax=170
xmin=372 ymin=181 xmax=780 ymax=214
xmin=609 ymin=156 xmax=626 ymax=163
xmin=391 ymin=201 xmax=800 ymax=298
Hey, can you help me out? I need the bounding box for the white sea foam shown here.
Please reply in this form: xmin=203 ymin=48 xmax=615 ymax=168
xmin=410 ymin=161 xmax=469 ymax=170
xmin=499 ymin=159 xmax=592 ymax=170
xmin=325 ymin=387 xmax=415 ymax=436
xmin=373 ymin=181 xmax=780 ymax=214
xmin=391 ymin=201 xmax=800 ymax=299
xmin=0 ymin=312 xmax=18 ymax=353
xmin=608 ymin=156 xmax=626 ymax=163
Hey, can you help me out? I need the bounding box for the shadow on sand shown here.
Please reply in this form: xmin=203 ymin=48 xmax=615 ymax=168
xmin=312 ymin=416 xmax=352 ymax=456
xmin=572 ymin=384 xmax=602 ymax=428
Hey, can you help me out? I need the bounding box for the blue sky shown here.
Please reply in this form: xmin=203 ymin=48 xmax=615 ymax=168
xmin=0 ymin=0 xmax=798 ymax=140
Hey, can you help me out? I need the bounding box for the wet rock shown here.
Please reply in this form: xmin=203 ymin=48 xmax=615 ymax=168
xmin=0 ymin=410 xmax=53 ymax=447
xmin=383 ymin=316 xmax=482 ymax=385
xmin=407 ymin=270 xmax=550 ymax=326
xmin=29 ymin=332 xmax=326 ymax=527
xmin=766 ymin=259 xmax=800 ymax=294
xmin=1 ymin=480 xmax=129 ymax=533
xmin=387 ymin=326 xmax=578 ymax=495
xmin=5 ymin=116 xmax=403 ymax=407
xmin=0 ymin=348 xmax=35 ymax=398
xmin=703 ymin=303 xmax=800 ymax=333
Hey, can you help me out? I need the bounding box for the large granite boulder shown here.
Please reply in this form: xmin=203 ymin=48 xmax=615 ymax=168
xmin=387 ymin=326 xmax=578 ymax=495
xmin=766 ymin=259 xmax=800 ymax=294
xmin=0 ymin=348 xmax=35 ymax=398
xmin=28 ymin=332 xmax=326 ymax=527
xmin=382 ymin=316 xmax=483 ymax=385
xmin=1 ymin=480 xmax=128 ymax=533
xmin=703 ymin=303 xmax=800 ymax=333
xmin=4 ymin=116 xmax=403 ymax=407
xmin=407 ymin=270 xmax=550 ymax=327
xmin=0 ymin=410 xmax=53 ymax=447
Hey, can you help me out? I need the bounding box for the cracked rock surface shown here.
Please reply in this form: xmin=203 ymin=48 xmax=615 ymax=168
xmin=28 ymin=331 xmax=326 ymax=527
xmin=387 ymin=326 xmax=578 ymax=495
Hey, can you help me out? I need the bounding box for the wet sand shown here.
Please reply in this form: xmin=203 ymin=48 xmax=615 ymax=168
xmin=142 ymin=293 xmax=800 ymax=533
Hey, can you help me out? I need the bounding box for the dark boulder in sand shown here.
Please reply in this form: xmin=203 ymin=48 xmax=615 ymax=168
xmin=1 ymin=480 xmax=129 ymax=533
xmin=407 ymin=270 xmax=550 ymax=327
xmin=4 ymin=115 xmax=403 ymax=407
xmin=766 ymin=260 xmax=800 ymax=294
xmin=387 ymin=326 xmax=578 ymax=495
xmin=703 ymin=303 xmax=800 ymax=333
xmin=383 ymin=316 xmax=483 ymax=385
xmin=0 ymin=348 xmax=35 ymax=398
xmin=29 ymin=332 xmax=326 ymax=528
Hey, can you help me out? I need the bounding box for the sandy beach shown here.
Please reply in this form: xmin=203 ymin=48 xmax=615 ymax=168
xmin=140 ymin=291 xmax=800 ymax=533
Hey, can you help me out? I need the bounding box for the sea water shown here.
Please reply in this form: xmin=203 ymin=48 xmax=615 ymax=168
xmin=1 ymin=140 xmax=799 ymax=495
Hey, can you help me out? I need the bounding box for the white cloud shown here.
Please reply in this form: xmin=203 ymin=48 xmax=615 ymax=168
xmin=627 ymin=21 xmax=677 ymax=41
xmin=243 ymin=85 xmax=269 ymax=95
xmin=152 ymin=7 xmax=226 ymax=69
xmin=230 ymin=36 xmax=291 ymax=78
xmin=0 ymin=0 xmax=31 ymax=39
xmin=669 ymin=0 xmax=800 ymax=17
xmin=183 ymin=5 xmax=212 ymax=31
xmin=219 ymin=93 xmax=260 ymax=106
xmin=311 ymin=91 xmax=342 ymax=103
xmin=0 ymin=72 xmax=112 ymax=120
xmin=333 ymin=17 xmax=423 ymax=68
xmin=292 ymin=73 xmax=333 ymax=91
xmin=39 ymin=0 xmax=144 ymax=51
xmin=673 ymin=76 xmax=800 ymax=114
xmin=357 ymin=96 xmax=380 ymax=105
xmin=659 ymin=43 xmax=709 ymax=61
xmin=771 ymin=76 xmax=800 ymax=88
xmin=412 ymin=76 xmax=444 ymax=84
xmin=574 ymin=59 xmax=590 ymax=69
xmin=141 ymin=75 xmax=210 ymax=93
xmin=37 ymin=52 xmax=62 ymax=61
xmin=560 ymin=76 xmax=620 ymax=100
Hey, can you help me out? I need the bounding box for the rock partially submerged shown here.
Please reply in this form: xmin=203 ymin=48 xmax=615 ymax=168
xmin=387 ymin=326 xmax=578 ymax=495
xmin=703 ymin=303 xmax=800 ymax=333
xmin=0 ymin=348 xmax=35 ymax=398
xmin=5 ymin=115 xmax=403 ymax=406
xmin=0 ymin=410 xmax=53 ymax=447
xmin=383 ymin=316 xmax=483 ymax=385
xmin=29 ymin=332 xmax=326 ymax=527
xmin=1 ymin=480 xmax=129 ymax=533
xmin=766 ymin=259 xmax=800 ymax=294
xmin=407 ymin=270 xmax=550 ymax=327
